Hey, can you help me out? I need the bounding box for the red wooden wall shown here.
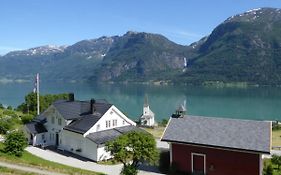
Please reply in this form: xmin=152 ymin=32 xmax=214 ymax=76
xmin=172 ymin=143 xmax=260 ymax=175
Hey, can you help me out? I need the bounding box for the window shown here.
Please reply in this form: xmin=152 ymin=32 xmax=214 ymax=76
xmin=106 ymin=120 xmax=111 ymax=128
xmin=41 ymin=134 xmax=45 ymax=140
xmin=51 ymin=116 xmax=55 ymax=124
xmin=113 ymin=119 xmax=117 ymax=127
xmin=96 ymin=124 xmax=100 ymax=131
xmin=58 ymin=118 xmax=62 ymax=126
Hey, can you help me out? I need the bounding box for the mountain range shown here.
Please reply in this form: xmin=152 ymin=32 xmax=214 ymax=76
xmin=1 ymin=7 xmax=281 ymax=85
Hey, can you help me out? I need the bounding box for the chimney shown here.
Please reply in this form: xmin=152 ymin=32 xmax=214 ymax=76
xmin=69 ymin=93 xmax=75 ymax=101
xmin=90 ymin=99 xmax=96 ymax=114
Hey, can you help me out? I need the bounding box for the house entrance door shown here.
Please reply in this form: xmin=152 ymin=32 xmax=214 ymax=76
xmin=56 ymin=133 xmax=59 ymax=146
xmin=29 ymin=134 xmax=33 ymax=145
xmin=192 ymin=153 xmax=206 ymax=175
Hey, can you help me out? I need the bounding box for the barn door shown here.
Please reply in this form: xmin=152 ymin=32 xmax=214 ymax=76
xmin=192 ymin=153 xmax=206 ymax=175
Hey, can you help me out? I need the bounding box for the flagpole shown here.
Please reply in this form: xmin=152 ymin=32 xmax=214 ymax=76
xmin=37 ymin=73 xmax=40 ymax=115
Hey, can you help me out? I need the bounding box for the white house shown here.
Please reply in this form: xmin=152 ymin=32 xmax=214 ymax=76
xmin=139 ymin=95 xmax=155 ymax=127
xmin=25 ymin=94 xmax=138 ymax=162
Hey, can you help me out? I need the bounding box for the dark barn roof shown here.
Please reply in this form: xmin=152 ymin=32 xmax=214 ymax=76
xmin=86 ymin=125 xmax=142 ymax=144
xmin=161 ymin=115 xmax=271 ymax=154
xmin=25 ymin=122 xmax=47 ymax=134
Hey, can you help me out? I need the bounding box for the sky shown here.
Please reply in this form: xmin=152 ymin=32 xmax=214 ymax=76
xmin=1 ymin=0 xmax=281 ymax=55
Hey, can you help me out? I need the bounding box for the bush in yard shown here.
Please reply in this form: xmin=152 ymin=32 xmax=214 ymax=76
xmin=263 ymin=163 xmax=273 ymax=175
xmin=4 ymin=131 xmax=28 ymax=157
xmin=271 ymin=154 xmax=281 ymax=170
xmin=0 ymin=119 xmax=12 ymax=134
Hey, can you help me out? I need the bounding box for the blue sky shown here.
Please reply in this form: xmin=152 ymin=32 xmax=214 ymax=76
xmin=1 ymin=0 xmax=281 ymax=55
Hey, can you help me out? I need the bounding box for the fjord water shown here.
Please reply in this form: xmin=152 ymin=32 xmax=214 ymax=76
xmin=0 ymin=82 xmax=280 ymax=121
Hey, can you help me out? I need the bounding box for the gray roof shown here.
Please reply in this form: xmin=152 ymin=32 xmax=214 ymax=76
xmin=28 ymin=98 xmax=112 ymax=135
xmin=53 ymin=100 xmax=91 ymax=120
xmin=63 ymin=102 xmax=112 ymax=134
xmin=25 ymin=122 xmax=47 ymax=134
xmin=64 ymin=114 xmax=102 ymax=134
xmin=161 ymin=115 xmax=271 ymax=154
xmin=86 ymin=125 xmax=142 ymax=144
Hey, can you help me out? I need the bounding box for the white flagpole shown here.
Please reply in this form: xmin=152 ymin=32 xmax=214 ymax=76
xmin=36 ymin=73 xmax=40 ymax=115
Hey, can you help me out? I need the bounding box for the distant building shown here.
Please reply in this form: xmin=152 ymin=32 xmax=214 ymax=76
xmin=24 ymin=94 xmax=138 ymax=162
xmin=139 ymin=95 xmax=155 ymax=127
xmin=161 ymin=108 xmax=271 ymax=175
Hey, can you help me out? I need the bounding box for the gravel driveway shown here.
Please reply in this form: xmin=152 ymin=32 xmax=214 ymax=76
xmin=25 ymin=140 xmax=168 ymax=175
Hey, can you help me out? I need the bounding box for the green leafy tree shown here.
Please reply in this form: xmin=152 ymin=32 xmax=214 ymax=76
xmin=106 ymin=131 xmax=159 ymax=175
xmin=17 ymin=92 xmax=69 ymax=115
xmin=271 ymin=155 xmax=281 ymax=170
xmin=4 ymin=131 xmax=28 ymax=157
xmin=21 ymin=114 xmax=34 ymax=124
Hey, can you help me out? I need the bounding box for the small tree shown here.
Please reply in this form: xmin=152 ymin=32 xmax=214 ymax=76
xmin=271 ymin=155 xmax=281 ymax=170
xmin=4 ymin=131 xmax=28 ymax=157
xmin=106 ymin=131 xmax=159 ymax=175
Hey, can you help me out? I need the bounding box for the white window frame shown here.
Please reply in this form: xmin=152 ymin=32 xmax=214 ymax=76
xmin=51 ymin=116 xmax=55 ymax=124
xmin=58 ymin=118 xmax=62 ymax=126
xmin=113 ymin=119 xmax=117 ymax=127
xmin=191 ymin=153 xmax=206 ymax=174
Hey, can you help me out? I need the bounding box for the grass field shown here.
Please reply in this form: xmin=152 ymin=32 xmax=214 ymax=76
xmin=272 ymin=130 xmax=281 ymax=149
xmin=0 ymin=143 xmax=103 ymax=175
xmin=142 ymin=126 xmax=165 ymax=139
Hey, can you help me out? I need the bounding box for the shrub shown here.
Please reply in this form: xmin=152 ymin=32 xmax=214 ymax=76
xmin=121 ymin=164 xmax=138 ymax=175
xmin=271 ymin=155 xmax=281 ymax=169
xmin=4 ymin=131 xmax=28 ymax=157
xmin=263 ymin=163 xmax=273 ymax=175
xmin=0 ymin=119 xmax=12 ymax=134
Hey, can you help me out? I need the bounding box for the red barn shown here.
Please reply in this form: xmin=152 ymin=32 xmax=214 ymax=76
xmin=161 ymin=115 xmax=271 ymax=175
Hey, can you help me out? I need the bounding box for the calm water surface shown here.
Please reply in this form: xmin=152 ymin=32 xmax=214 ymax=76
xmin=0 ymin=82 xmax=280 ymax=121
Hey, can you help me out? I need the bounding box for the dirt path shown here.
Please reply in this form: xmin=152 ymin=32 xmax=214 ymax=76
xmin=0 ymin=161 xmax=66 ymax=175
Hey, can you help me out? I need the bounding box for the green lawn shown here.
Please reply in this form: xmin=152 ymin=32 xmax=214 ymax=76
xmin=142 ymin=126 xmax=165 ymax=139
xmin=273 ymin=130 xmax=281 ymax=149
xmin=0 ymin=143 xmax=103 ymax=175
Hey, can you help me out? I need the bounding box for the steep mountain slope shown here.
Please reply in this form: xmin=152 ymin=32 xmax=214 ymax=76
xmin=92 ymin=31 xmax=191 ymax=82
xmin=0 ymin=32 xmax=193 ymax=82
xmin=183 ymin=8 xmax=281 ymax=85
xmin=1 ymin=8 xmax=281 ymax=85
